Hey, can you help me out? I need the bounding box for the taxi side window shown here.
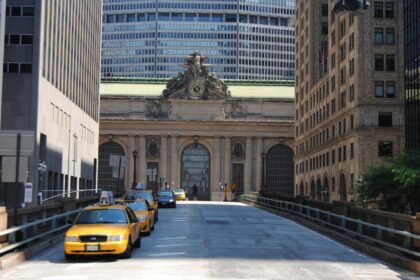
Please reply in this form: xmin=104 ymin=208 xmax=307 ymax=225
xmin=125 ymin=208 xmax=138 ymax=223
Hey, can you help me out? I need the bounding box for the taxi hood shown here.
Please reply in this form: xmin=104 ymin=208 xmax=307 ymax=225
xmin=66 ymin=224 xmax=128 ymax=236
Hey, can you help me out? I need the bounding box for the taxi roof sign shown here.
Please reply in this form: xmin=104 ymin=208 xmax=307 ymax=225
xmin=99 ymin=191 xmax=115 ymax=206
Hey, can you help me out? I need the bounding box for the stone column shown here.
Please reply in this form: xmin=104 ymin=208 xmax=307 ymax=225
xmin=139 ymin=136 xmax=147 ymax=184
xmin=170 ymin=135 xmax=178 ymax=187
xmin=213 ymin=138 xmax=221 ymax=198
xmin=159 ymin=136 xmax=168 ymax=184
xmin=255 ymin=137 xmax=263 ymax=192
xmin=223 ymin=137 xmax=231 ymax=184
xmin=127 ymin=136 xmax=135 ymax=189
xmin=244 ymin=138 xmax=253 ymax=192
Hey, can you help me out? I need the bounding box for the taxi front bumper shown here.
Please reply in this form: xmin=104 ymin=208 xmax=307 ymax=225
xmin=64 ymin=240 xmax=128 ymax=255
xmin=174 ymin=194 xmax=185 ymax=201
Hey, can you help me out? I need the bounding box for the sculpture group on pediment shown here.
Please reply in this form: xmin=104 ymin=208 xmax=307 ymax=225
xmin=162 ymin=52 xmax=231 ymax=100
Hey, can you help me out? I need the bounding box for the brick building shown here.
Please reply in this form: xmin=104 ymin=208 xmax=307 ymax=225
xmin=294 ymin=0 xmax=405 ymax=202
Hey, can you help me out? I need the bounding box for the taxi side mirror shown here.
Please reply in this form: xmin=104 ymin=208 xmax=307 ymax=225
xmin=130 ymin=218 xmax=138 ymax=223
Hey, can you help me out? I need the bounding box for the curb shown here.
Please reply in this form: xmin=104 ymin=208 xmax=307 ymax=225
xmin=0 ymin=233 xmax=64 ymax=270
xmin=244 ymin=200 xmax=420 ymax=274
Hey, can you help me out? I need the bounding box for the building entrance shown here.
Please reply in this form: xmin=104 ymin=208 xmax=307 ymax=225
xmin=181 ymin=144 xmax=210 ymax=200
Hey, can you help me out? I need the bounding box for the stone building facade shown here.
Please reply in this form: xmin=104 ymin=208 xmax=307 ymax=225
xmin=99 ymin=54 xmax=295 ymax=200
xmin=294 ymin=0 xmax=405 ymax=202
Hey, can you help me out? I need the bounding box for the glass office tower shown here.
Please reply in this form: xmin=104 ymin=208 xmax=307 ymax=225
xmin=101 ymin=0 xmax=295 ymax=80
xmin=404 ymin=0 xmax=420 ymax=150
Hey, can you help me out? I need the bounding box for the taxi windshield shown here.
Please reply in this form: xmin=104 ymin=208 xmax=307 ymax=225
xmin=128 ymin=201 xmax=147 ymax=211
xmin=174 ymin=189 xmax=184 ymax=193
xmin=75 ymin=209 xmax=128 ymax=224
xmin=158 ymin=191 xmax=173 ymax=198
xmin=135 ymin=192 xmax=153 ymax=202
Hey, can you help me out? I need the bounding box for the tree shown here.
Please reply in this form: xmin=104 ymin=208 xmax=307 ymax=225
xmin=357 ymin=151 xmax=420 ymax=215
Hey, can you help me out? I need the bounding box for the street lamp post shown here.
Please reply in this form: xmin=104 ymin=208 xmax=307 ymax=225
xmin=132 ymin=150 xmax=138 ymax=188
xmin=260 ymin=152 xmax=266 ymax=195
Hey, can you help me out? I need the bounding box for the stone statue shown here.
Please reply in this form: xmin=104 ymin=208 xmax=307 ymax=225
xmin=162 ymin=51 xmax=231 ymax=100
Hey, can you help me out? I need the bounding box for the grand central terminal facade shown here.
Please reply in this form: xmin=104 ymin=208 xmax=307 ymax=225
xmin=98 ymin=53 xmax=295 ymax=200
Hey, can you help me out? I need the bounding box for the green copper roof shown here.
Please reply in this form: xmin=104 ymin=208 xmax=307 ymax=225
xmin=100 ymin=78 xmax=295 ymax=99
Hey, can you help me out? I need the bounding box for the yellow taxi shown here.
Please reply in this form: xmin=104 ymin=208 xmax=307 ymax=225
xmin=127 ymin=199 xmax=155 ymax=235
xmin=64 ymin=204 xmax=141 ymax=260
xmin=173 ymin=188 xmax=186 ymax=201
xmin=125 ymin=190 xmax=159 ymax=222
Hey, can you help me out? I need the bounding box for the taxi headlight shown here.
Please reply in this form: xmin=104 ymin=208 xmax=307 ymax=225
xmin=169 ymin=199 xmax=174 ymax=202
xmin=139 ymin=215 xmax=147 ymax=222
xmin=108 ymin=235 xmax=123 ymax=242
xmin=65 ymin=236 xmax=79 ymax=242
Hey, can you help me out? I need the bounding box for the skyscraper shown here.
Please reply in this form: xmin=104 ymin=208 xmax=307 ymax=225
xmin=101 ymin=0 xmax=295 ymax=80
xmin=0 ymin=1 xmax=102 ymax=204
xmin=294 ymin=0 xmax=405 ymax=202
xmin=404 ymin=0 xmax=420 ymax=151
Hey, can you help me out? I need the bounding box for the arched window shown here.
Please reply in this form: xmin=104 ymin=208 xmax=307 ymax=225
xmin=181 ymin=144 xmax=210 ymax=200
xmin=266 ymin=144 xmax=294 ymax=195
xmin=316 ymin=178 xmax=322 ymax=200
xmin=98 ymin=142 xmax=125 ymax=195
xmin=310 ymin=180 xmax=316 ymax=199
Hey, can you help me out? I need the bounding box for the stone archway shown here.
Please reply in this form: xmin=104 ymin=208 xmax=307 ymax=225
xmin=323 ymin=177 xmax=330 ymax=202
xmin=181 ymin=143 xmax=210 ymax=200
xmin=339 ymin=173 xmax=347 ymax=201
xmin=98 ymin=141 xmax=126 ymax=196
xmin=310 ymin=180 xmax=316 ymax=199
xmin=266 ymin=144 xmax=294 ymax=195
xmin=316 ymin=178 xmax=322 ymax=200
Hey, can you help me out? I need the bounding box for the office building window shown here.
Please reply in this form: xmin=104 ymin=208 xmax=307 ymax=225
xmin=374 ymin=28 xmax=383 ymax=44
xmin=378 ymin=112 xmax=392 ymax=127
xmin=378 ymin=141 xmax=393 ymax=157
xmin=350 ymin=143 xmax=354 ymax=159
xmin=322 ymin=22 xmax=328 ymax=35
xmin=385 ymin=28 xmax=394 ymax=44
xmin=386 ymin=81 xmax=395 ymax=97
xmin=386 ymin=55 xmax=395 ymax=71
xmin=349 ymin=84 xmax=355 ymax=101
xmin=322 ymin=4 xmax=329 ymax=17
xmin=385 ymin=2 xmax=394 ymax=18
xmin=374 ymin=2 xmax=384 ymax=18
xmin=375 ymin=54 xmax=384 ymax=71
xmin=375 ymin=81 xmax=384 ymax=97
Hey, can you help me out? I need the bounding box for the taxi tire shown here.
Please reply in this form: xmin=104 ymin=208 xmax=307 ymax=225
xmin=121 ymin=239 xmax=132 ymax=258
xmin=134 ymin=235 xmax=141 ymax=248
xmin=65 ymin=253 xmax=77 ymax=261
xmin=151 ymin=222 xmax=155 ymax=231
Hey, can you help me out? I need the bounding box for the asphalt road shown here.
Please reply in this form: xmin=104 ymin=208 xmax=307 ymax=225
xmin=0 ymin=201 xmax=418 ymax=280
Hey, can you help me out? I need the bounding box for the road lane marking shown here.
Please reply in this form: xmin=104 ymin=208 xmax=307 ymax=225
xmin=148 ymin=252 xmax=186 ymax=257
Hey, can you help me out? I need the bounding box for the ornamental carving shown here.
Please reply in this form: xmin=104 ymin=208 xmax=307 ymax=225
xmin=162 ymin=52 xmax=231 ymax=100
xmin=146 ymin=100 xmax=171 ymax=119
xmin=230 ymin=101 xmax=248 ymax=118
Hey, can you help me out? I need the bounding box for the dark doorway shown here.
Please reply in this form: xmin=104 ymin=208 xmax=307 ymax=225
xmin=232 ymin=163 xmax=244 ymax=194
xmin=147 ymin=162 xmax=158 ymax=192
xmin=266 ymin=145 xmax=294 ymax=195
xmin=181 ymin=144 xmax=210 ymax=200
xmin=339 ymin=173 xmax=347 ymax=201
xmin=98 ymin=142 xmax=125 ymax=196
xmin=323 ymin=177 xmax=330 ymax=202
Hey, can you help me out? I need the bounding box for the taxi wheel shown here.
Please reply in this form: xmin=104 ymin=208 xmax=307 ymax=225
xmin=65 ymin=253 xmax=77 ymax=261
xmin=151 ymin=222 xmax=155 ymax=231
xmin=121 ymin=239 xmax=132 ymax=258
xmin=133 ymin=235 xmax=141 ymax=248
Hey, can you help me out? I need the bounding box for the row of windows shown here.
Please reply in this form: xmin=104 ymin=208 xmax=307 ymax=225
xmin=3 ymin=63 xmax=32 ymax=73
xmin=4 ymin=34 xmax=33 ymax=45
xmin=105 ymin=12 xmax=290 ymax=26
xmin=5 ymin=6 xmax=34 ymax=17
xmin=103 ymin=2 xmax=295 ymax=15
xmin=296 ymin=114 xmax=355 ymax=154
xmin=296 ymin=143 xmax=355 ymax=174
xmin=51 ymin=103 xmax=71 ymax=130
xmin=374 ymin=1 xmax=395 ymax=18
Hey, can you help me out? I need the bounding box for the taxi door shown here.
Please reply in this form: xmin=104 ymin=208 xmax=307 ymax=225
xmin=126 ymin=208 xmax=140 ymax=242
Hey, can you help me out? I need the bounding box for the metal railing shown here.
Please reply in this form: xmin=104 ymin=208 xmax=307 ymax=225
xmin=241 ymin=194 xmax=420 ymax=258
xmin=0 ymin=209 xmax=82 ymax=256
